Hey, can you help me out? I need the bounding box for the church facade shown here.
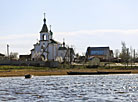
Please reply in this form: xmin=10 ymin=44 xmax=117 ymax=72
xmin=31 ymin=16 xmax=74 ymax=62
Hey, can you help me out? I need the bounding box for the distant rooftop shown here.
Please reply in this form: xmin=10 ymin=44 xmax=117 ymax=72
xmin=87 ymin=47 xmax=110 ymax=50
xmin=0 ymin=53 xmax=5 ymax=56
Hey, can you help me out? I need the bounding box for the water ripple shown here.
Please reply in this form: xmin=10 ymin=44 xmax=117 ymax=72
xmin=0 ymin=74 xmax=138 ymax=101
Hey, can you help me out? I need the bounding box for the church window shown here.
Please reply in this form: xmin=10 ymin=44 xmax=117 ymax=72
xmin=42 ymin=34 xmax=46 ymax=40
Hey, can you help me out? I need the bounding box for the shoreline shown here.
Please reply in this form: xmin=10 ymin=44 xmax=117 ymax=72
xmin=0 ymin=68 xmax=138 ymax=77
xmin=0 ymin=65 xmax=138 ymax=77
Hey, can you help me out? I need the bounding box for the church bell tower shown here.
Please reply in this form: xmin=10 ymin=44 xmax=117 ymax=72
xmin=40 ymin=13 xmax=49 ymax=41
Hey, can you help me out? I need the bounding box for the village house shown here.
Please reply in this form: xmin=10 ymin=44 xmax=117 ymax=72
xmin=86 ymin=47 xmax=113 ymax=61
xmin=0 ymin=53 xmax=5 ymax=60
xmin=19 ymin=54 xmax=31 ymax=61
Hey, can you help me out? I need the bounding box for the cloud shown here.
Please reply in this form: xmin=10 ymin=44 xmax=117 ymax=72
xmin=0 ymin=33 xmax=38 ymax=55
xmin=0 ymin=33 xmax=38 ymax=40
xmin=54 ymin=29 xmax=138 ymax=36
xmin=1 ymin=29 xmax=138 ymax=55
xmin=54 ymin=29 xmax=138 ymax=54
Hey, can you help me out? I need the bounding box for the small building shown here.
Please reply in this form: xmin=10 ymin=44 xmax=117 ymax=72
xmin=86 ymin=47 xmax=113 ymax=61
xmin=0 ymin=53 xmax=5 ymax=57
xmin=0 ymin=53 xmax=5 ymax=60
xmin=19 ymin=54 xmax=31 ymax=61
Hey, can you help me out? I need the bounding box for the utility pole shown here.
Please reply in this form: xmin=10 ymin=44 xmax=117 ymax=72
xmin=130 ymin=47 xmax=133 ymax=68
xmin=126 ymin=48 xmax=129 ymax=68
xmin=47 ymin=43 xmax=49 ymax=61
xmin=7 ymin=44 xmax=9 ymax=59
xmin=134 ymin=49 xmax=135 ymax=67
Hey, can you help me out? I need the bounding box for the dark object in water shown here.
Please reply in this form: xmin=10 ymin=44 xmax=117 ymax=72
xmin=67 ymin=71 xmax=97 ymax=75
xmin=67 ymin=71 xmax=131 ymax=75
xmin=25 ymin=74 xmax=32 ymax=79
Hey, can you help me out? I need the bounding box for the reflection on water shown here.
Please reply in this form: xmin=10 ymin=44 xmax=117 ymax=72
xmin=0 ymin=74 xmax=138 ymax=102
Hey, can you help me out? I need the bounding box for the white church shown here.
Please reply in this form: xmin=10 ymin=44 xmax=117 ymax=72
xmin=31 ymin=15 xmax=74 ymax=62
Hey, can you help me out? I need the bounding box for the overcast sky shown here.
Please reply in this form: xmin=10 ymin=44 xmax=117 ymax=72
xmin=1 ymin=0 xmax=138 ymax=55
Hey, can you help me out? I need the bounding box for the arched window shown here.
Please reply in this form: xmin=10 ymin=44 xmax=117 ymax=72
xmin=42 ymin=34 xmax=46 ymax=40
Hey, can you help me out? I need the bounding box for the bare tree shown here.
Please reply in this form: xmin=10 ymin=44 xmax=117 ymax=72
xmin=10 ymin=52 xmax=18 ymax=60
xmin=119 ymin=42 xmax=130 ymax=65
xmin=133 ymin=49 xmax=136 ymax=63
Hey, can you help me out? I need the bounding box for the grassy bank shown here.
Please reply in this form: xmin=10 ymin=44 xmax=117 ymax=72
xmin=0 ymin=65 xmax=138 ymax=77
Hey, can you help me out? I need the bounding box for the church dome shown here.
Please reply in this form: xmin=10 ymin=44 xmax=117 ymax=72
xmin=40 ymin=17 xmax=48 ymax=33
xmin=50 ymin=30 xmax=53 ymax=36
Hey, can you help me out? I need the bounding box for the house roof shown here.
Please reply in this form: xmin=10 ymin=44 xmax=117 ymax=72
xmin=0 ymin=53 xmax=5 ymax=56
xmin=87 ymin=47 xmax=110 ymax=50
xmin=86 ymin=47 xmax=110 ymax=56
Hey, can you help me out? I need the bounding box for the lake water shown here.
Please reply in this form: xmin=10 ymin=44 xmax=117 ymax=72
xmin=0 ymin=74 xmax=138 ymax=102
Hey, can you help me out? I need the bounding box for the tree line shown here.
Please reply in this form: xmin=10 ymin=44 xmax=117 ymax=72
xmin=114 ymin=41 xmax=137 ymax=65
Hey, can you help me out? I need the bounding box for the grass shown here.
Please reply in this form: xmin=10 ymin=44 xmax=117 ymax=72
xmin=0 ymin=65 xmax=138 ymax=77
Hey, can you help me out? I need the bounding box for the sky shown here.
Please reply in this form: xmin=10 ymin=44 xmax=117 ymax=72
xmin=1 ymin=0 xmax=138 ymax=55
